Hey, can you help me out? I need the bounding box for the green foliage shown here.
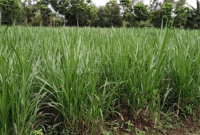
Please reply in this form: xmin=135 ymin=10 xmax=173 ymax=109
xmin=133 ymin=2 xmax=148 ymax=22
xmin=94 ymin=1 xmax=122 ymax=27
xmin=51 ymin=0 xmax=70 ymax=14
xmin=21 ymin=4 xmax=37 ymax=25
xmin=175 ymin=0 xmax=186 ymax=11
xmin=174 ymin=6 xmax=191 ymax=28
xmin=36 ymin=0 xmax=51 ymax=26
xmin=135 ymin=20 xmax=153 ymax=27
xmin=86 ymin=4 xmax=98 ymax=25
xmin=185 ymin=0 xmax=200 ymax=29
xmin=1 ymin=26 xmax=200 ymax=134
xmin=94 ymin=6 xmax=107 ymax=27
xmin=164 ymin=0 xmax=174 ymax=3
xmin=149 ymin=0 xmax=162 ymax=11
xmin=120 ymin=0 xmax=131 ymax=7
xmin=0 ymin=26 xmax=45 ymax=135
xmin=135 ymin=128 xmax=146 ymax=135
xmin=120 ymin=0 xmax=133 ymax=24
xmin=0 ymin=0 xmax=22 ymax=25
xmin=149 ymin=10 xmax=162 ymax=27
xmin=33 ymin=129 xmax=43 ymax=135
xmin=31 ymin=10 xmax=42 ymax=26
xmin=1 ymin=0 xmax=200 ymax=28
xmin=124 ymin=10 xmax=134 ymax=24
xmin=105 ymin=0 xmax=123 ymax=27
xmin=149 ymin=2 xmax=173 ymax=28
xmin=161 ymin=2 xmax=174 ymax=20
xmin=125 ymin=120 xmax=133 ymax=132
xmin=48 ymin=0 xmax=98 ymax=26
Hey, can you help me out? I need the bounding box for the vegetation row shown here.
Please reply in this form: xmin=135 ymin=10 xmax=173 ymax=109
xmin=0 ymin=26 xmax=200 ymax=134
xmin=0 ymin=0 xmax=200 ymax=29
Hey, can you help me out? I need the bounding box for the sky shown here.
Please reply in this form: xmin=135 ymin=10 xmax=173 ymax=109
xmin=92 ymin=0 xmax=197 ymax=8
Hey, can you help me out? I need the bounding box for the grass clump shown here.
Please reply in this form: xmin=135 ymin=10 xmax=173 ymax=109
xmin=0 ymin=26 xmax=200 ymax=134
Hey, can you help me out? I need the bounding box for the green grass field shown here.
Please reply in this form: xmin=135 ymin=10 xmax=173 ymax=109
xmin=0 ymin=26 xmax=200 ymax=134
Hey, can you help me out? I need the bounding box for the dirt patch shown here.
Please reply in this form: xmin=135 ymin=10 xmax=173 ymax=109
xmin=165 ymin=119 xmax=199 ymax=135
xmin=78 ymin=120 xmax=103 ymax=135
xmin=35 ymin=105 xmax=200 ymax=135
xmin=102 ymin=105 xmax=200 ymax=135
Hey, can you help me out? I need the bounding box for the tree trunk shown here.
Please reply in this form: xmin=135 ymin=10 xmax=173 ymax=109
xmin=49 ymin=18 xmax=52 ymax=27
xmin=40 ymin=11 xmax=43 ymax=27
xmin=13 ymin=20 xmax=16 ymax=26
xmin=11 ymin=17 xmax=16 ymax=26
xmin=40 ymin=19 xmax=43 ymax=27
xmin=76 ymin=15 xmax=79 ymax=27
xmin=63 ymin=15 xmax=66 ymax=27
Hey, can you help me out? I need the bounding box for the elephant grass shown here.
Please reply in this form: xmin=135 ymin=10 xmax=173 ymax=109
xmin=0 ymin=26 xmax=200 ymax=134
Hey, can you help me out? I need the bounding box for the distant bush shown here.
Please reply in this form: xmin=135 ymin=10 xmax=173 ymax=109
xmin=174 ymin=7 xmax=192 ymax=28
xmin=135 ymin=20 xmax=153 ymax=28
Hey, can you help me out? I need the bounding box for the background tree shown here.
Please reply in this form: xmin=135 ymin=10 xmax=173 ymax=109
xmin=164 ymin=0 xmax=174 ymax=4
xmin=0 ymin=0 xmax=4 ymax=26
xmin=175 ymin=0 xmax=186 ymax=11
xmin=120 ymin=0 xmax=131 ymax=11
xmin=150 ymin=2 xmax=173 ymax=28
xmin=48 ymin=0 xmax=70 ymax=26
xmin=31 ymin=9 xmax=43 ymax=26
xmin=0 ymin=0 xmax=199 ymax=29
xmin=120 ymin=0 xmax=132 ymax=18
xmin=94 ymin=6 xmax=108 ymax=27
xmin=133 ymin=2 xmax=148 ymax=22
xmin=186 ymin=0 xmax=200 ymax=29
xmin=21 ymin=2 xmax=35 ymax=25
xmin=161 ymin=2 xmax=173 ymax=19
xmin=48 ymin=0 xmax=97 ymax=27
xmin=48 ymin=13 xmax=62 ymax=27
xmin=160 ymin=2 xmax=174 ymax=26
xmin=36 ymin=0 xmax=51 ymax=26
xmin=0 ymin=0 xmax=22 ymax=25
xmin=0 ymin=0 xmax=8 ymax=26
xmin=149 ymin=0 xmax=162 ymax=11
xmin=85 ymin=3 xmax=98 ymax=26
xmin=148 ymin=0 xmax=162 ymax=28
xmin=67 ymin=0 xmax=97 ymax=26
xmin=173 ymin=0 xmax=188 ymax=28
xmin=104 ymin=0 xmax=123 ymax=27
xmin=174 ymin=6 xmax=191 ymax=28
xmin=120 ymin=0 xmax=134 ymax=26
xmin=130 ymin=0 xmax=144 ymax=5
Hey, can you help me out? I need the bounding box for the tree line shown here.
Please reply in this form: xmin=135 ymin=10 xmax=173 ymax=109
xmin=0 ymin=0 xmax=200 ymax=29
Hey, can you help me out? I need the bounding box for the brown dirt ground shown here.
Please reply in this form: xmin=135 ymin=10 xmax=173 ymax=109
xmin=37 ymin=105 xmax=200 ymax=135
xmin=78 ymin=105 xmax=200 ymax=135
xmin=101 ymin=107 xmax=200 ymax=135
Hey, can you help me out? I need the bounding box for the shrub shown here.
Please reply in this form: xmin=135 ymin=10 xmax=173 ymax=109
xmin=135 ymin=20 xmax=153 ymax=27
xmin=174 ymin=6 xmax=192 ymax=28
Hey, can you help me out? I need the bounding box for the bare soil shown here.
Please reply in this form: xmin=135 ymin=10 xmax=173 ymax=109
xmin=37 ymin=105 xmax=200 ymax=135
